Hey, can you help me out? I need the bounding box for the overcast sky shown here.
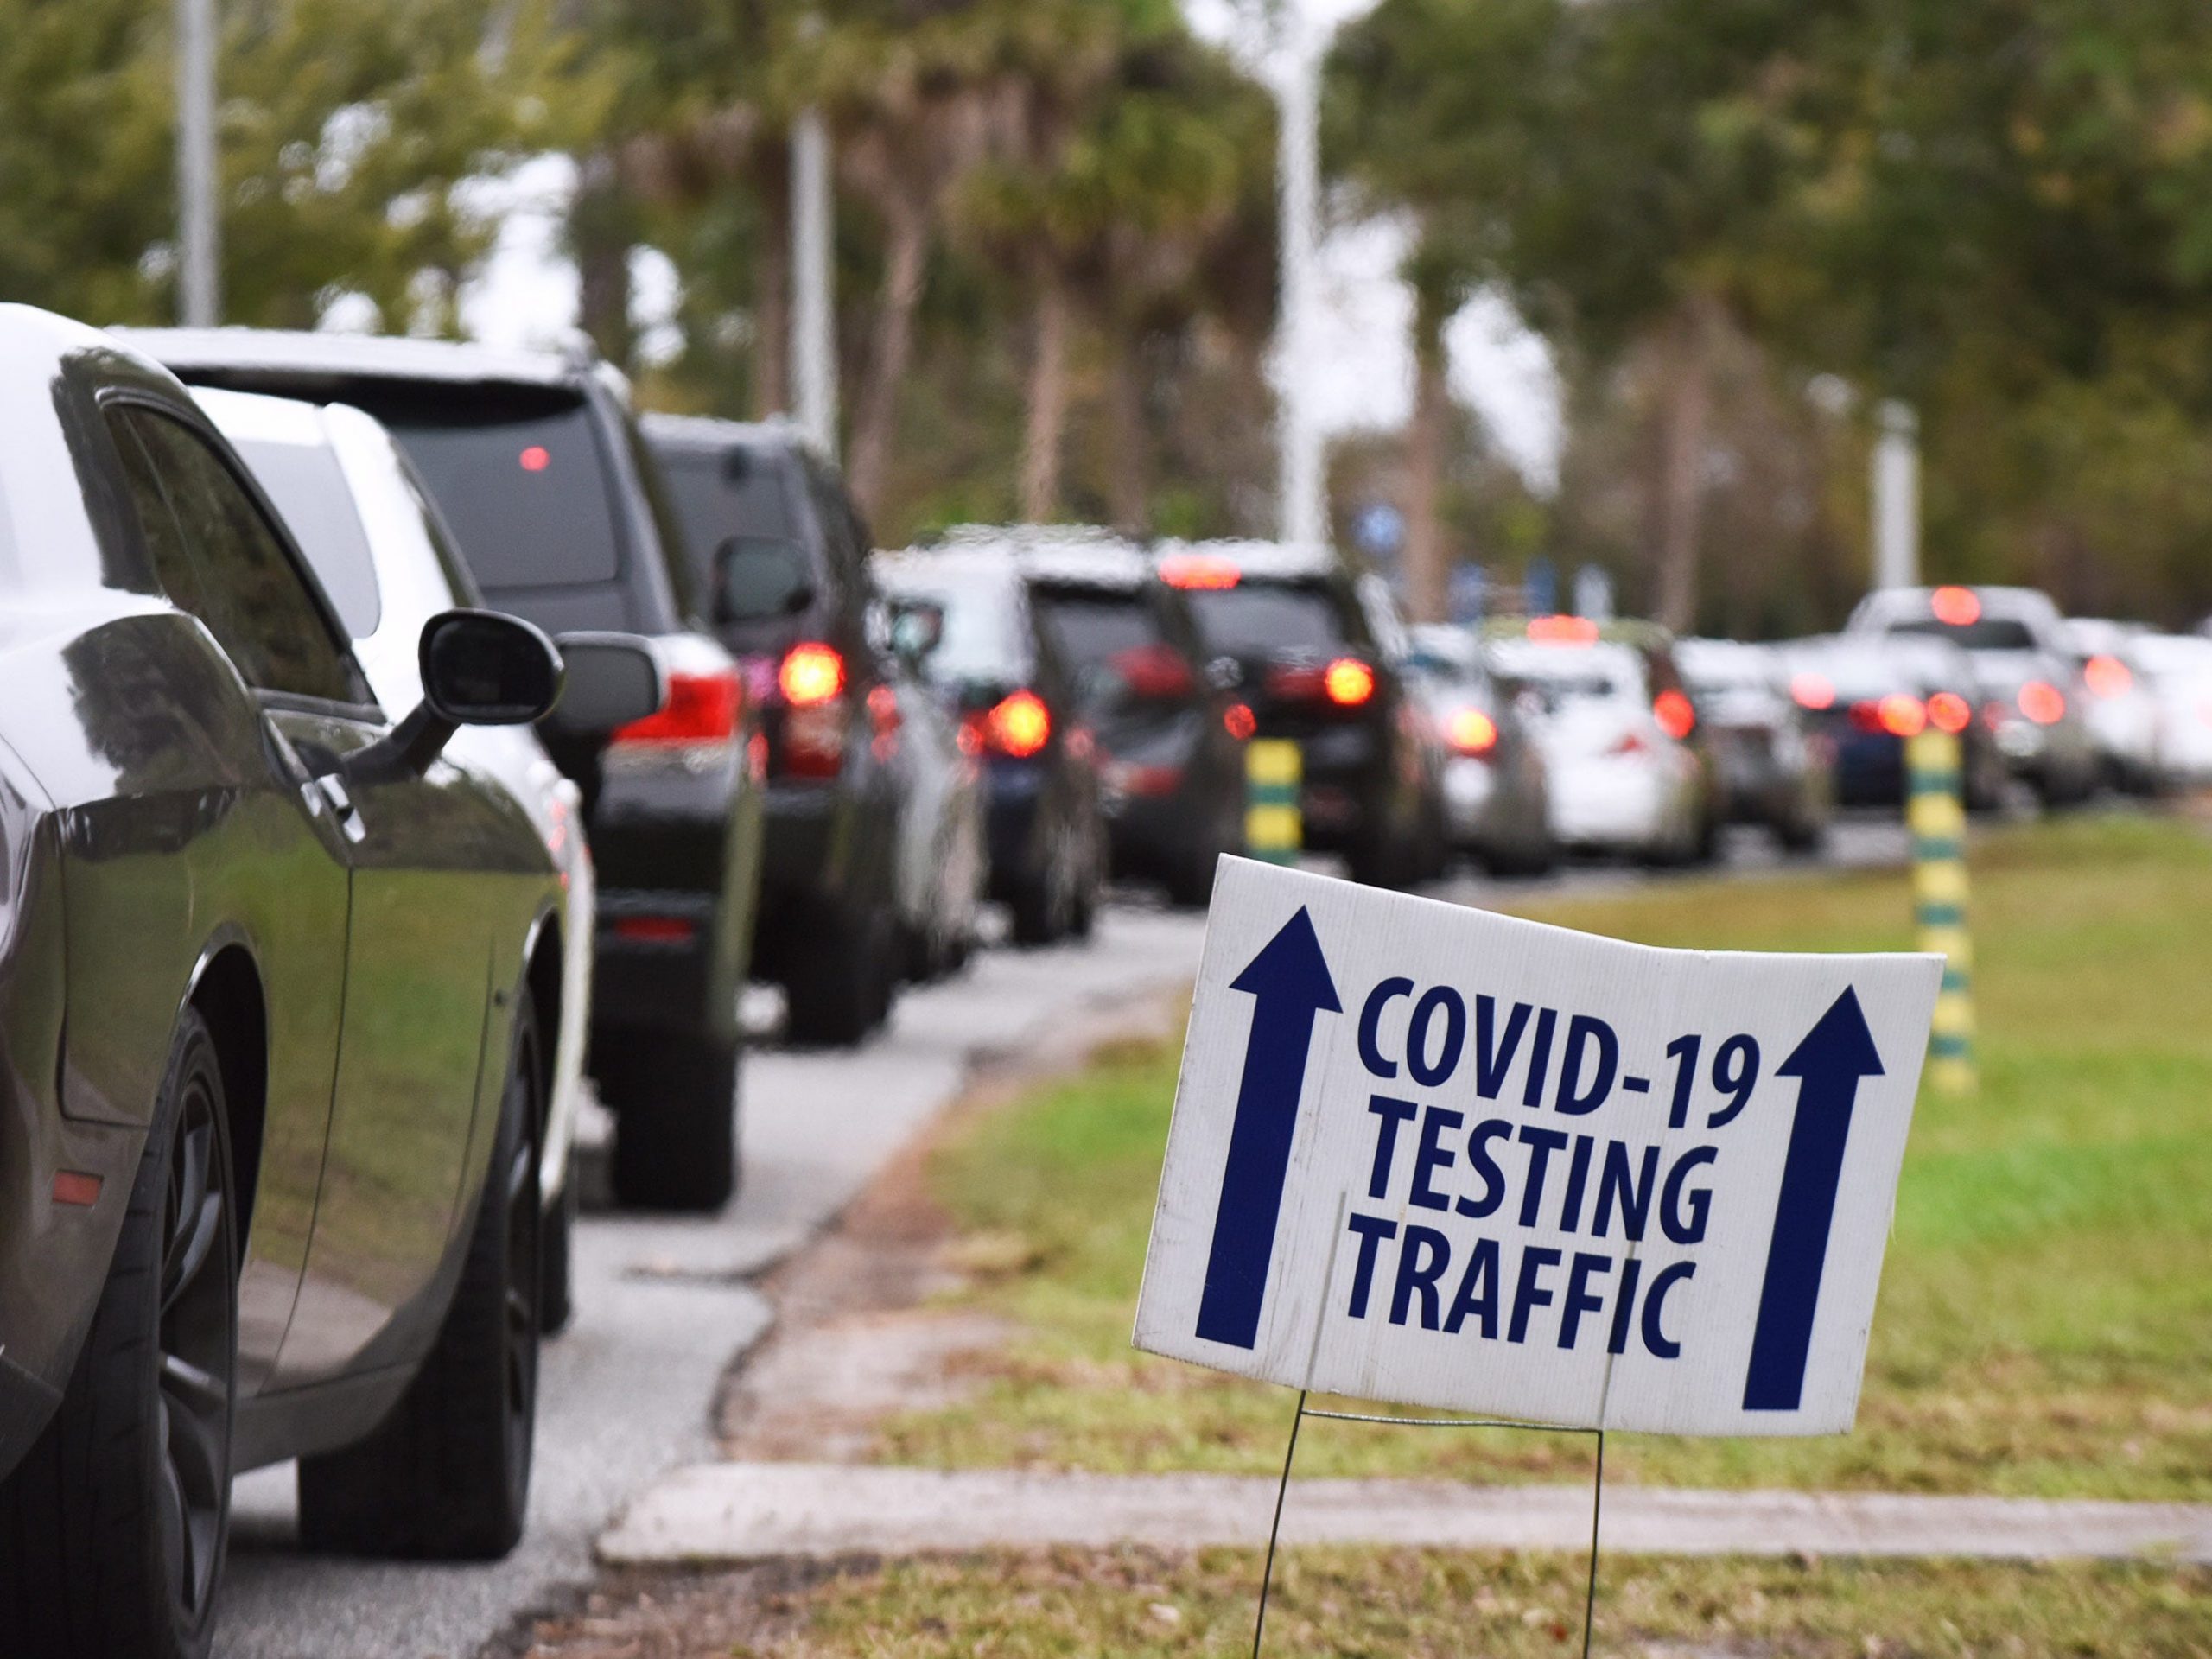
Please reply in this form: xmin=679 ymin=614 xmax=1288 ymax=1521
xmin=443 ymin=0 xmax=1564 ymax=493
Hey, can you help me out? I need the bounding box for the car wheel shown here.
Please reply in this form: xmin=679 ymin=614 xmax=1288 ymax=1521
xmin=785 ymin=903 xmax=887 ymax=1048
xmin=538 ymin=1172 xmax=577 ymax=1337
xmin=0 ymin=1007 xmax=238 ymax=1659
xmin=297 ymin=1001 xmax=543 ymax=1559
xmin=1007 ymin=868 xmax=1063 ymax=945
xmin=596 ymin=1028 xmax=740 ymax=1211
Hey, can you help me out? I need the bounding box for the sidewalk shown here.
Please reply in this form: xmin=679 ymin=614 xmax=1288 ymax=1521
xmin=601 ymin=1462 xmax=2212 ymax=1567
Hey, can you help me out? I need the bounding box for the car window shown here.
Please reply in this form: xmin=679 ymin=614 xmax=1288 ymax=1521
xmin=879 ymin=566 xmax=1030 ymax=683
xmin=658 ymin=443 xmax=805 ymax=594
xmin=1886 ymin=617 xmax=2038 ymax=652
xmin=1185 ymin=579 xmax=1350 ymax=655
xmin=1031 ymin=588 xmax=1164 ymax=673
xmin=114 ymin=409 xmax=367 ymax=704
xmin=618 ymin=410 xmax=700 ymax=622
xmin=384 ymin=392 xmax=622 ymax=590
xmin=228 ymin=433 xmax=382 ymax=637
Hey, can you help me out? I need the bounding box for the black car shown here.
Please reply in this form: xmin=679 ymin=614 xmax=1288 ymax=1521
xmin=874 ymin=543 xmax=1107 ymax=944
xmin=0 ymin=306 xmax=569 ymax=1655
xmin=1014 ymin=534 xmax=1246 ymax=907
xmin=643 ymin=415 xmax=904 ymax=1046
xmin=121 ymin=328 xmax=766 ymax=1211
xmin=1676 ymin=637 xmax=1833 ymax=851
xmin=1783 ymin=633 xmax=2009 ymax=810
xmin=1157 ymin=539 xmax=1444 ymax=887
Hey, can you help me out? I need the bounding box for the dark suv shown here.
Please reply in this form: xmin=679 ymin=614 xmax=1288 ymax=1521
xmin=643 ymin=416 xmax=902 ymax=1046
xmin=1015 ymin=535 xmax=1246 ymax=906
xmin=1158 ymin=539 xmax=1444 ymax=887
xmin=126 ymin=328 xmax=766 ymax=1211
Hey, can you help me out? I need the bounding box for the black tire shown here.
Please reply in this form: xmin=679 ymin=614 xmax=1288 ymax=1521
xmin=0 ymin=1008 xmax=239 ymax=1659
xmin=600 ymin=1027 xmax=740 ymax=1211
xmin=538 ymin=1170 xmax=576 ymax=1337
xmin=784 ymin=903 xmax=884 ymax=1048
xmin=1007 ymin=868 xmax=1065 ymax=946
xmin=297 ymin=1003 xmax=543 ymax=1560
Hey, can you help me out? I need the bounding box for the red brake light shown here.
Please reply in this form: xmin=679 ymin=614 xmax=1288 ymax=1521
xmin=1446 ymin=707 xmax=1499 ymax=756
xmin=518 ymin=445 xmax=550 ymax=473
xmin=1927 ymin=690 xmax=1972 ymax=734
xmin=1930 ymin=585 xmax=1981 ymax=626
xmin=1790 ymin=671 xmax=1836 ymax=710
xmin=613 ymin=669 xmax=740 ymax=746
xmin=779 ymin=642 xmax=846 ymax=707
xmin=1527 ymin=614 xmax=1600 ymax=645
xmin=1324 ymin=657 xmax=1376 ymax=706
xmin=1653 ymin=689 xmax=1696 ymax=741
xmin=1224 ymin=702 xmax=1256 ymax=741
xmin=2084 ymin=654 xmax=2133 ymax=698
xmin=2018 ymin=679 xmax=2065 ymax=725
xmin=1878 ymin=693 xmax=1927 ymax=737
xmin=985 ymin=690 xmax=1052 ymax=758
xmin=1159 ymin=553 xmax=1241 ymax=590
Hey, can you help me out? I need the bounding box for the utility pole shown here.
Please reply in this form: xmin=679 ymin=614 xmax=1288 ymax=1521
xmin=1872 ymin=399 xmax=1920 ymax=590
xmin=791 ymin=107 xmax=838 ymax=461
xmin=1274 ymin=37 xmax=1325 ymax=548
xmin=175 ymin=0 xmax=219 ymax=326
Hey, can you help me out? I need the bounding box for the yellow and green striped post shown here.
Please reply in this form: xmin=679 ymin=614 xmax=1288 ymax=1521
xmin=1246 ymin=739 xmax=1302 ymax=867
xmin=1906 ymin=728 xmax=1976 ymax=1095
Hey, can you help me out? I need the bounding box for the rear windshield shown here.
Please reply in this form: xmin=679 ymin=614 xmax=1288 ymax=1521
xmin=881 ymin=568 xmax=1028 ymax=682
xmin=1886 ymin=617 xmax=2038 ymax=652
xmin=656 ymin=445 xmax=798 ymax=588
xmin=1185 ymin=579 xmax=1347 ymax=655
xmin=231 ymin=435 xmax=381 ymax=638
xmin=1491 ymin=643 xmax=1645 ymax=709
xmin=1031 ymin=588 xmax=1161 ymax=673
xmin=380 ymin=392 xmax=622 ymax=591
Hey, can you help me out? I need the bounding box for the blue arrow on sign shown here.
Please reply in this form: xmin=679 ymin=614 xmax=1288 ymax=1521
xmin=1194 ymin=907 xmax=1342 ymax=1349
xmin=1743 ymin=987 xmax=1885 ymax=1411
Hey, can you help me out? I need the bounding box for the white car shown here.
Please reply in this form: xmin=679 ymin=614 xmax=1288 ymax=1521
xmin=2063 ymin=618 xmax=2161 ymax=791
xmin=198 ymin=387 xmax=662 ymax=1331
xmin=2131 ymin=632 xmax=2212 ymax=788
xmin=1488 ymin=636 xmax=1707 ymax=862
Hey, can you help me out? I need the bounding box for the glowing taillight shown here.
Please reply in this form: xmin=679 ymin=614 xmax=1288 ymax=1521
xmin=1527 ymin=614 xmax=1600 ymax=645
xmin=1224 ymin=702 xmax=1256 ymax=741
xmin=1653 ymin=689 xmax=1696 ymax=741
xmin=1930 ymin=585 xmax=1981 ymax=626
xmin=1158 ymin=553 xmax=1241 ymax=590
xmin=779 ymin=642 xmax=845 ymax=707
xmin=1927 ymin=691 xmax=1972 ymax=734
xmin=2084 ymin=654 xmax=2132 ymax=698
xmin=2018 ymin=680 xmax=2065 ymax=725
xmin=983 ymin=690 xmax=1052 ymax=758
xmin=1790 ymin=672 xmax=1836 ymax=710
xmin=613 ymin=669 xmax=740 ymax=746
xmin=1878 ymin=694 xmax=1928 ymax=737
xmin=1323 ymin=657 xmax=1376 ymax=706
xmin=1446 ymin=708 xmax=1499 ymax=756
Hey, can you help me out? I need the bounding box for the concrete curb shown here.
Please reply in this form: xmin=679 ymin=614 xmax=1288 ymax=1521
xmin=599 ymin=1462 xmax=2212 ymax=1567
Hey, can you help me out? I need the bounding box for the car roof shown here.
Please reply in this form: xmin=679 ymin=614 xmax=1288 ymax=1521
xmin=111 ymin=325 xmax=596 ymax=394
xmin=640 ymin=410 xmax=816 ymax=456
xmin=874 ymin=546 xmax=1027 ymax=592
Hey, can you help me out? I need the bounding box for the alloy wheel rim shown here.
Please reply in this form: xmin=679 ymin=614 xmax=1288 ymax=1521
xmin=157 ymin=1071 xmax=233 ymax=1630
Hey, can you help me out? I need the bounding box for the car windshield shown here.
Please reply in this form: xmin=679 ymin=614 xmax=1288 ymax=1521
xmin=230 ymin=435 xmax=381 ymax=638
xmin=881 ymin=566 xmax=1029 ymax=682
xmin=1886 ymin=617 xmax=2039 ymax=652
xmin=380 ymin=391 xmax=622 ymax=592
xmin=1185 ymin=578 xmax=1346 ymax=655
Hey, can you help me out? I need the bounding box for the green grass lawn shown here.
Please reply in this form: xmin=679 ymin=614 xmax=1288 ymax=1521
xmin=877 ymin=813 xmax=2212 ymax=1499
xmin=772 ymin=1547 xmax=2211 ymax=1657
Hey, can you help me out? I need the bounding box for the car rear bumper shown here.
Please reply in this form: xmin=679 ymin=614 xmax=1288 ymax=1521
xmin=1439 ymin=756 xmax=1498 ymax=842
xmin=1548 ymin=760 xmax=1679 ymax=851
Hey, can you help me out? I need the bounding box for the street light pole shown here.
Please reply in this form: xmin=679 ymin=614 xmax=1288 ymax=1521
xmin=175 ymin=0 xmax=219 ymax=327
xmin=791 ymin=107 xmax=838 ymax=461
xmin=1872 ymin=399 xmax=1920 ymax=590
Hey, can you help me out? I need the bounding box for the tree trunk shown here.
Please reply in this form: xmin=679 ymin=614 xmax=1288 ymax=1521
xmin=752 ymin=162 xmax=792 ymax=420
xmin=1402 ymin=301 xmax=1451 ymax=624
xmin=1103 ymin=331 xmax=1151 ymax=532
xmin=1020 ymin=271 xmax=1073 ymax=522
xmin=846 ymin=206 xmax=928 ymax=519
xmin=1652 ymin=296 xmax=1718 ymax=633
xmin=572 ymin=152 xmax=634 ymax=371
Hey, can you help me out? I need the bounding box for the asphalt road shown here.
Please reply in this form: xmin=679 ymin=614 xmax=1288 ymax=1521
xmin=209 ymin=813 xmax=1911 ymax=1659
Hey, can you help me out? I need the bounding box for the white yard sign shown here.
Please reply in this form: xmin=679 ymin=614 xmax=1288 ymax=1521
xmin=1134 ymin=859 xmax=1942 ymax=1436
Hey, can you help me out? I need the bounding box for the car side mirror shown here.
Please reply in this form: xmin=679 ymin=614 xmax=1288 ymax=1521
xmin=888 ymin=601 xmax=944 ymax=667
xmin=715 ymin=535 xmax=815 ymax=624
xmin=344 ymin=611 xmax=563 ymax=783
xmin=548 ymin=632 xmax=665 ymax=734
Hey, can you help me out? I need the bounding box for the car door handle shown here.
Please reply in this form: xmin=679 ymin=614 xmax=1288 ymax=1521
xmin=307 ymin=774 xmax=366 ymax=842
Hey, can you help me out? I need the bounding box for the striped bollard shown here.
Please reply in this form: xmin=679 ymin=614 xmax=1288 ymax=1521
xmin=1246 ymin=740 xmax=1302 ymax=867
xmin=1906 ymin=728 xmax=1977 ymax=1095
